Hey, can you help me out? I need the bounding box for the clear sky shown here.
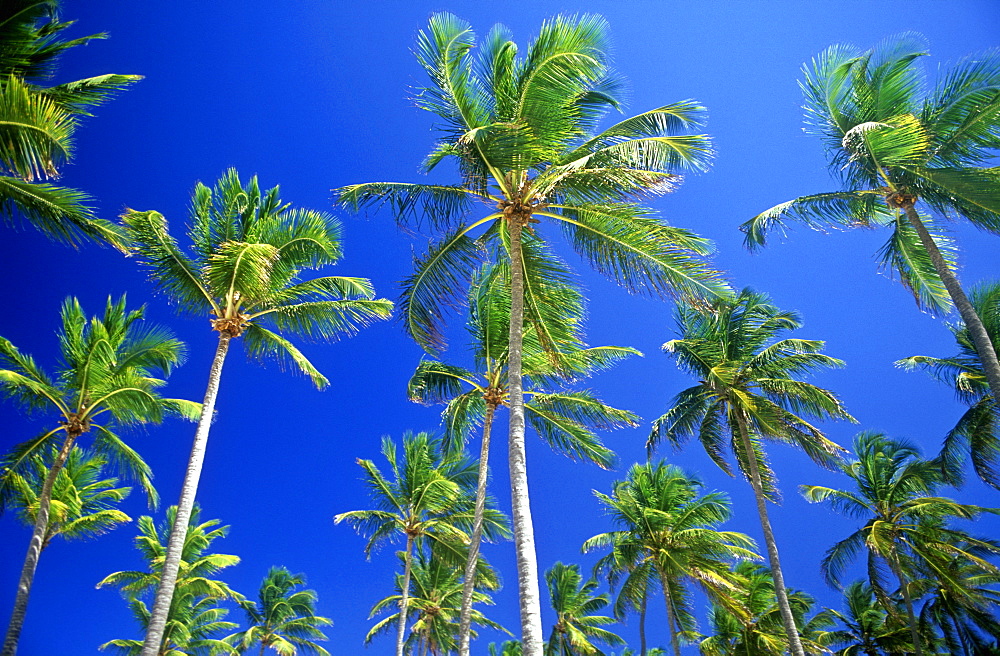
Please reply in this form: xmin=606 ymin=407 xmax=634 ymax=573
xmin=1 ymin=1 xmax=999 ymax=654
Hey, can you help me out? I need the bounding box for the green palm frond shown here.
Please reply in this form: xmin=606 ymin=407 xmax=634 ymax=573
xmin=876 ymin=210 xmax=955 ymax=313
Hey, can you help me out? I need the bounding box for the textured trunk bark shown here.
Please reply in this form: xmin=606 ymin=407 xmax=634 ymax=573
xmin=902 ymin=204 xmax=1000 ymax=409
xmin=658 ymin=570 xmax=682 ymax=656
xmin=140 ymin=333 xmax=231 ymax=656
xmin=458 ymin=402 xmax=497 ymax=656
xmin=3 ymin=433 xmax=77 ymax=656
xmin=639 ymin=581 xmax=648 ymax=656
xmin=396 ymin=534 xmax=415 ymax=656
xmin=734 ymin=412 xmax=806 ymax=656
xmin=507 ymin=218 xmax=544 ymax=656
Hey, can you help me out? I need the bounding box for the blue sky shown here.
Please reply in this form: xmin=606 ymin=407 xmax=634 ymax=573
xmin=1 ymin=1 xmax=999 ymax=654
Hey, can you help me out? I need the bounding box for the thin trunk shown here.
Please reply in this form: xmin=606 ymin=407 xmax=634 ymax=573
xmin=888 ymin=547 xmax=924 ymax=656
xmin=639 ymin=581 xmax=648 ymax=656
xmin=396 ymin=534 xmax=415 ymax=656
xmin=733 ymin=412 xmax=806 ymax=656
xmin=658 ymin=571 xmax=682 ymax=656
xmin=140 ymin=333 xmax=232 ymax=656
xmin=259 ymin=642 xmax=266 ymax=656
xmin=903 ymin=205 xmax=1000 ymax=408
xmin=3 ymin=432 xmax=76 ymax=656
xmin=458 ymin=401 xmax=497 ymax=656
xmin=507 ymin=218 xmax=544 ymax=656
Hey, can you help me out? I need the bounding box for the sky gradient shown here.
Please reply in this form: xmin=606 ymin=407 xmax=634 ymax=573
xmin=1 ymin=1 xmax=999 ymax=654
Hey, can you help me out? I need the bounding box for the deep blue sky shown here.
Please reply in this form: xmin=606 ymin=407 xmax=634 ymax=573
xmin=1 ymin=1 xmax=999 ymax=654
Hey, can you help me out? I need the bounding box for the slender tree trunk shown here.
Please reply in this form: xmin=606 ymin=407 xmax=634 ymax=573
xmin=396 ymin=534 xmax=416 ymax=656
xmin=903 ymin=204 xmax=1000 ymax=408
xmin=888 ymin=547 xmax=924 ymax=656
xmin=458 ymin=402 xmax=497 ymax=656
xmin=506 ymin=217 xmax=544 ymax=656
xmin=141 ymin=333 xmax=231 ymax=656
xmin=658 ymin=571 xmax=682 ymax=656
xmin=3 ymin=432 xmax=76 ymax=656
xmin=639 ymin=580 xmax=648 ymax=656
xmin=259 ymin=642 xmax=266 ymax=656
xmin=733 ymin=412 xmax=806 ymax=656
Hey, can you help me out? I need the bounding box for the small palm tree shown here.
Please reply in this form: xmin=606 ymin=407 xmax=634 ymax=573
xmin=122 ymin=169 xmax=392 ymax=656
xmin=0 ymin=0 xmax=140 ymax=247
xmin=898 ymin=281 xmax=1000 ymax=489
xmin=742 ymin=35 xmax=1000 ymax=408
xmin=544 ymin=562 xmax=624 ymax=656
xmin=225 ymin=567 xmax=331 ymax=656
xmin=335 ymin=431 xmax=507 ymax=656
xmin=583 ymin=462 xmax=758 ymax=656
xmin=98 ymin=506 xmax=243 ymax=656
xmin=825 ymin=581 xmax=912 ymax=656
xmin=0 ymin=296 xmax=190 ymax=656
xmin=801 ymin=431 xmax=1000 ymax=656
xmin=409 ymin=260 xmax=638 ymax=656
xmin=335 ymin=15 xmax=728 ymax=653
xmin=650 ymin=288 xmax=854 ymax=656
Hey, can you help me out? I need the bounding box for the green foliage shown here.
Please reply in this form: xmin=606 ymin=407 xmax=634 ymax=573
xmin=544 ymin=562 xmax=624 ymax=656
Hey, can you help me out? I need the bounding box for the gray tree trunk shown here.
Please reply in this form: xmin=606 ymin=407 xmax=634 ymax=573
xmin=140 ymin=333 xmax=231 ymax=656
xmin=889 ymin=546 xmax=924 ymax=656
xmin=3 ymin=433 xmax=77 ymax=656
xmin=507 ymin=218 xmax=544 ymax=656
xmin=396 ymin=534 xmax=415 ymax=656
xmin=658 ymin=570 xmax=682 ymax=656
xmin=458 ymin=402 xmax=497 ymax=656
xmin=903 ymin=204 xmax=1000 ymax=409
xmin=734 ymin=413 xmax=806 ymax=656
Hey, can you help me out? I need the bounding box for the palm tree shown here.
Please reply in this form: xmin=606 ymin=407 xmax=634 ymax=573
xmin=335 ymin=431 xmax=507 ymax=656
xmin=699 ymin=562 xmax=835 ymax=656
xmin=0 ymin=296 xmax=191 ymax=656
xmin=0 ymin=0 xmax=140 ymax=247
xmin=366 ymin=546 xmax=507 ymax=655
xmin=98 ymin=506 xmax=243 ymax=656
xmin=826 ymin=581 xmax=912 ymax=656
xmin=544 ymin=562 xmax=624 ymax=656
xmin=897 ymin=281 xmax=1000 ymax=489
xmin=650 ymin=288 xmax=853 ymax=656
xmin=121 ymin=169 xmax=393 ymax=656
xmin=4 ymin=444 xmax=132 ymax=551
xmin=582 ymin=462 xmax=758 ymax=656
xmin=225 ymin=567 xmax=331 ymax=656
xmin=334 ymin=14 xmax=729 ymax=654
xmin=741 ymin=34 xmax=1000 ymax=409
xmin=408 ymin=261 xmax=638 ymax=656
xmin=801 ymin=431 xmax=1000 ymax=656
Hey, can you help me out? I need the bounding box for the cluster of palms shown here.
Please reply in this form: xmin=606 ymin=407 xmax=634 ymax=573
xmin=2 ymin=4 xmax=1000 ymax=656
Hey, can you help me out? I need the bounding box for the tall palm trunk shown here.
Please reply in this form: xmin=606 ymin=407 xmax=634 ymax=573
xmin=902 ymin=202 xmax=1000 ymax=407
xmin=638 ymin=579 xmax=648 ymax=656
xmin=141 ymin=333 xmax=232 ymax=656
xmin=458 ymin=401 xmax=497 ymax=656
xmin=888 ymin=544 xmax=924 ymax=656
xmin=507 ymin=217 xmax=544 ymax=656
xmin=396 ymin=534 xmax=416 ymax=656
xmin=733 ymin=412 xmax=806 ymax=656
xmin=658 ymin=570 xmax=682 ymax=656
xmin=3 ymin=432 xmax=77 ymax=656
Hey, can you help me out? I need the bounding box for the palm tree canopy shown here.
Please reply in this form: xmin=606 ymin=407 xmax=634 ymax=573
xmin=122 ymin=168 xmax=393 ymax=389
xmin=742 ymin=34 xmax=1000 ymax=313
xmin=333 ymin=12 xmax=729 ymax=354
xmin=544 ymin=562 xmax=624 ymax=656
xmin=650 ymin=288 xmax=854 ymax=498
xmin=0 ymin=295 xmax=197 ymax=507
xmin=898 ymin=281 xmax=1000 ymax=488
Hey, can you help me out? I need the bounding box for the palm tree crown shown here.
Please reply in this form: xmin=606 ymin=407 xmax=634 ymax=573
xmin=544 ymin=562 xmax=624 ymax=656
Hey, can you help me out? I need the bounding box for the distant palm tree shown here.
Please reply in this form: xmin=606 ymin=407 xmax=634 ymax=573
xmin=367 ymin=546 xmax=507 ymax=655
xmin=651 ymin=288 xmax=853 ymax=656
xmin=826 ymin=581 xmax=912 ymax=656
xmin=334 ymin=14 xmax=727 ymax=653
xmin=98 ymin=506 xmax=243 ymax=656
xmin=335 ymin=432 xmax=507 ymax=656
xmin=0 ymin=0 xmax=140 ymax=246
xmin=122 ymin=169 xmax=392 ymax=656
xmin=409 ymin=261 xmax=638 ymax=656
xmin=0 ymin=297 xmax=190 ymax=656
xmin=544 ymin=562 xmax=624 ymax=656
xmin=898 ymin=281 xmax=1000 ymax=489
xmin=225 ymin=567 xmax=331 ymax=656
xmin=583 ymin=462 xmax=758 ymax=656
xmin=801 ymin=431 xmax=1000 ymax=656
xmin=742 ymin=34 xmax=1000 ymax=408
